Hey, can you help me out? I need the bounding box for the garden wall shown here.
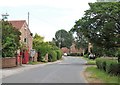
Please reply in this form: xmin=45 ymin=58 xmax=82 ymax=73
xmin=1 ymin=57 xmax=17 ymax=68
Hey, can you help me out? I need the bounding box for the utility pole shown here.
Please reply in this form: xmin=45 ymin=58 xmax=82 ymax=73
xmin=28 ymin=12 xmax=29 ymax=29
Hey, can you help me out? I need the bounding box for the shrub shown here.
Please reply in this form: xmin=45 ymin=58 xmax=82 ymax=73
xmin=96 ymin=58 xmax=102 ymax=70
xmin=76 ymin=53 xmax=81 ymax=56
xmin=67 ymin=53 xmax=81 ymax=56
xmin=48 ymin=50 xmax=57 ymax=62
xmin=2 ymin=21 xmax=21 ymax=57
xmin=106 ymin=60 xmax=120 ymax=76
xmin=96 ymin=58 xmax=120 ymax=76
xmin=48 ymin=53 xmax=52 ymax=62
xmin=83 ymin=54 xmax=89 ymax=58
xmin=102 ymin=60 xmax=106 ymax=71
xmin=56 ymin=50 xmax=62 ymax=60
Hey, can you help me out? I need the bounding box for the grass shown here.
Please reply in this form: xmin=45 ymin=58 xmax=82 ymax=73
xmin=82 ymin=57 xmax=96 ymax=65
xmin=87 ymin=60 xmax=96 ymax=65
xmin=86 ymin=66 xmax=120 ymax=84
xmin=28 ymin=61 xmax=42 ymax=65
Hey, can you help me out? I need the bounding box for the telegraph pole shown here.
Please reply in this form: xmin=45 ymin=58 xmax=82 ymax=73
xmin=28 ymin=12 xmax=29 ymax=29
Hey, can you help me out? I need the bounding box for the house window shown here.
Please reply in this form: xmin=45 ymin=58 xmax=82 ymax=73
xmin=25 ymin=27 xmax=27 ymax=30
xmin=24 ymin=38 xmax=27 ymax=42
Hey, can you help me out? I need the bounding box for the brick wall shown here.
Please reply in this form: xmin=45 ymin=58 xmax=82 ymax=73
xmin=1 ymin=57 xmax=17 ymax=68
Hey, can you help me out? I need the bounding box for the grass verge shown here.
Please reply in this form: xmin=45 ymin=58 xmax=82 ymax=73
xmin=85 ymin=66 xmax=120 ymax=84
xmin=82 ymin=57 xmax=96 ymax=65
xmin=28 ymin=61 xmax=45 ymax=65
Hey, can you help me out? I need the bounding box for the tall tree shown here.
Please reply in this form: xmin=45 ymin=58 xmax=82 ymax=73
xmin=83 ymin=2 xmax=120 ymax=49
xmin=72 ymin=2 xmax=120 ymax=60
xmin=70 ymin=25 xmax=88 ymax=51
xmin=54 ymin=29 xmax=73 ymax=48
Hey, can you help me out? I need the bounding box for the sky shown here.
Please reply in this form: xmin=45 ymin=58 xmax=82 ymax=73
xmin=0 ymin=0 xmax=96 ymax=41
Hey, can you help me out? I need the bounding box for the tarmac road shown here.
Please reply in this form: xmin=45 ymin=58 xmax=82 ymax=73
xmin=2 ymin=56 xmax=87 ymax=83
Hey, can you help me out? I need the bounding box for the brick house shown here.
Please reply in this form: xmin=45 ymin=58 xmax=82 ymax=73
xmin=70 ymin=43 xmax=83 ymax=54
xmin=61 ymin=47 xmax=69 ymax=54
xmin=61 ymin=43 xmax=84 ymax=55
xmin=9 ymin=20 xmax=33 ymax=64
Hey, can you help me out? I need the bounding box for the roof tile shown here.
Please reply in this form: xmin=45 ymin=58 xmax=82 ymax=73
xmin=9 ymin=20 xmax=26 ymax=29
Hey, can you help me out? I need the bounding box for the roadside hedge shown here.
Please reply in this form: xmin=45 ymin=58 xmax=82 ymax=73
xmin=67 ymin=53 xmax=81 ymax=56
xmin=106 ymin=60 xmax=120 ymax=76
xmin=96 ymin=58 xmax=107 ymax=71
xmin=56 ymin=50 xmax=62 ymax=60
xmin=83 ymin=54 xmax=89 ymax=58
xmin=96 ymin=58 xmax=120 ymax=76
xmin=48 ymin=50 xmax=57 ymax=62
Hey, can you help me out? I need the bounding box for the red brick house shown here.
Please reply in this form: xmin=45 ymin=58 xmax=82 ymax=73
xmin=61 ymin=47 xmax=69 ymax=54
xmin=9 ymin=20 xmax=33 ymax=64
xmin=61 ymin=43 xmax=84 ymax=55
xmin=70 ymin=43 xmax=83 ymax=54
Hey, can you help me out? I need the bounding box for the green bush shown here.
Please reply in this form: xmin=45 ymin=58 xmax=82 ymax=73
xmin=83 ymin=54 xmax=89 ymax=58
xmin=96 ymin=58 xmax=120 ymax=76
xmin=48 ymin=53 xmax=52 ymax=62
xmin=56 ymin=50 xmax=62 ymax=60
xmin=106 ymin=60 xmax=120 ymax=76
xmin=96 ymin=58 xmax=102 ymax=70
xmin=48 ymin=50 xmax=57 ymax=62
xmin=96 ymin=58 xmax=107 ymax=71
xmin=68 ymin=53 xmax=81 ymax=56
xmin=2 ymin=21 xmax=21 ymax=57
xmin=102 ymin=60 xmax=106 ymax=71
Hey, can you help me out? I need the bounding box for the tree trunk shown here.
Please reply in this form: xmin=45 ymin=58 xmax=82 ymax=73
xmin=118 ymin=56 xmax=120 ymax=63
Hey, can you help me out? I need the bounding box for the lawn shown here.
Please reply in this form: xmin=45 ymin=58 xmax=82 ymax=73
xmin=85 ymin=66 xmax=120 ymax=84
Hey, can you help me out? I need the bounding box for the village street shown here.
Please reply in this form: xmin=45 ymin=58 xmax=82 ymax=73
xmin=2 ymin=56 xmax=87 ymax=83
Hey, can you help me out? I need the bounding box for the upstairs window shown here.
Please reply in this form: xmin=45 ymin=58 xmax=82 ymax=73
xmin=24 ymin=38 xmax=27 ymax=42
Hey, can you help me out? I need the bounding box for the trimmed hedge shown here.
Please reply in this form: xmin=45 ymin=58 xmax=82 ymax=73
xmin=96 ymin=58 xmax=120 ymax=76
xmin=67 ymin=53 xmax=81 ymax=56
xmin=48 ymin=50 xmax=57 ymax=62
xmin=96 ymin=58 xmax=107 ymax=71
xmin=56 ymin=50 xmax=62 ymax=60
xmin=106 ymin=60 xmax=120 ymax=76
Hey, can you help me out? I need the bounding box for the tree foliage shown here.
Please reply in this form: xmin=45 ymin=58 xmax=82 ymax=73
xmin=33 ymin=33 xmax=44 ymax=50
xmin=2 ymin=20 xmax=21 ymax=57
xmin=82 ymin=2 xmax=120 ymax=49
xmin=70 ymin=28 xmax=88 ymax=50
xmin=71 ymin=2 xmax=120 ymax=59
xmin=54 ymin=29 xmax=73 ymax=48
xmin=33 ymin=34 xmax=61 ymax=62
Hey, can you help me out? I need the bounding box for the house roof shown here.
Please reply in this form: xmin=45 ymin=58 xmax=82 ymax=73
xmin=9 ymin=20 xmax=26 ymax=29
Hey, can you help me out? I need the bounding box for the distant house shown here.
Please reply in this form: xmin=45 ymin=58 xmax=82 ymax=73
xmin=61 ymin=47 xmax=69 ymax=54
xmin=70 ymin=43 xmax=83 ymax=54
xmin=61 ymin=43 xmax=84 ymax=55
xmin=9 ymin=20 xmax=33 ymax=64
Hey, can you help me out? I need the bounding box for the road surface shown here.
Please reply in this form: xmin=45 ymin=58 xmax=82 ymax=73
xmin=3 ymin=56 xmax=87 ymax=83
